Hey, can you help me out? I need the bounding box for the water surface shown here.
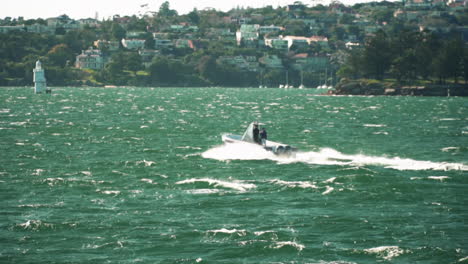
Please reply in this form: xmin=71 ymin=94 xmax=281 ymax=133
xmin=1 ymin=87 xmax=467 ymax=263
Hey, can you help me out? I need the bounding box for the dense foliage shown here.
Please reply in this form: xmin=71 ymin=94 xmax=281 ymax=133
xmin=1 ymin=1 xmax=468 ymax=87
xmin=338 ymin=29 xmax=468 ymax=84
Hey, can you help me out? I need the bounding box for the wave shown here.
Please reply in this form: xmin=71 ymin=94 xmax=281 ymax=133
xmin=176 ymin=178 xmax=256 ymax=192
xmin=270 ymin=241 xmax=305 ymax=251
xmin=364 ymin=246 xmax=408 ymax=260
xmin=202 ymin=143 xmax=468 ymax=171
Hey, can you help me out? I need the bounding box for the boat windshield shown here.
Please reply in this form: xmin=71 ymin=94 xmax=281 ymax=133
xmin=241 ymin=122 xmax=255 ymax=142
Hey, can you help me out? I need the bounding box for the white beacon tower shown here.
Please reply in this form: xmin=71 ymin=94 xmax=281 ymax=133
xmin=33 ymin=60 xmax=49 ymax=93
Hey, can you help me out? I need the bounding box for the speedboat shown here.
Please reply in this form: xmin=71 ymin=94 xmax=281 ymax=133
xmin=222 ymin=122 xmax=297 ymax=156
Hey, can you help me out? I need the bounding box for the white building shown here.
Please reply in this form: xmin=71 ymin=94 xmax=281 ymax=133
xmin=121 ymin=38 xmax=146 ymax=50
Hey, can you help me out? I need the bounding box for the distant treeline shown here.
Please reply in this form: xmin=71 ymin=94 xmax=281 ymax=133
xmin=1 ymin=0 xmax=468 ymax=88
xmin=0 ymin=29 xmax=329 ymax=88
xmin=339 ymin=28 xmax=468 ymax=85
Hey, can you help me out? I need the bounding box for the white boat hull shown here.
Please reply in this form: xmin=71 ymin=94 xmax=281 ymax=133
xmin=222 ymin=134 xmax=296 ymax=156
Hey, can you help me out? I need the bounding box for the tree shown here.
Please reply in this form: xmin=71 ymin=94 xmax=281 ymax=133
xmin=362 ymin=30 xmax=391 ymax=79
xmin=149 ymin=56 xmax=174 ymax=84
xmin=159 ymin=1 xmax=178 ymax=17
xmin=187 ymin=8 xmax=200 ymax=24
xmin=111 ymin=23 xmax=126 ymax=41
xmin=46 ymin=44 xmax=74 ymax=67
xmin=197 ymin=55 xmax=219 ymax=84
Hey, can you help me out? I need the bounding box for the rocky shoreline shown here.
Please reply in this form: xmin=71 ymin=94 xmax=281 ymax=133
xmin=334 ymin=80 xmax=468 ymax=96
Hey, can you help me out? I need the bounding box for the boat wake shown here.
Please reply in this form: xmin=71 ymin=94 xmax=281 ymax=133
xmin=202 ymin=143 xmax=468 ymax=171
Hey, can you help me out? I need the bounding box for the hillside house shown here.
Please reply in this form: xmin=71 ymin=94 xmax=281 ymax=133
xmin=217 ymin=56 xmax=259 ymax=72
xmin=121 ymin=39 xmax=146 ymax=50
xmin=291 ymin=53 xmax=330 ymax=71
xmin=94 ymin=40 xmax=120 ymax=51
xmin=259 ymin=55 xmax=284 ymax=69
xmin=75 ymin=48 xmax=106 ymax=70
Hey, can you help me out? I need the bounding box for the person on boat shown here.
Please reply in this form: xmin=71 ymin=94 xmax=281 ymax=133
xmin=253 ymin=123 xmax=260 ymax=144
xmin=260 ymin=128 xmax=267 ymax=146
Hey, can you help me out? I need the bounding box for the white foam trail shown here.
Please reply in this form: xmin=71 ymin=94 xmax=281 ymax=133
xmin=202 ymin=142 xmax=278 ymax=161
xmin=176 ymin=178 xmax=256 ymax=192
xmin=202 ymin=144 xmax=468 ymax=171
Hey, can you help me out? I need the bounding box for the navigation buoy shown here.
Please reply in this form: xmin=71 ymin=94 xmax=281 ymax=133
xmin=33 ymin=60 xmax=50 ymax=94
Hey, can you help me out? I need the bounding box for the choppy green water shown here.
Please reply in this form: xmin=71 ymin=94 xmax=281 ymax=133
xmin=1 ymin=87 xmax=467 ymax=264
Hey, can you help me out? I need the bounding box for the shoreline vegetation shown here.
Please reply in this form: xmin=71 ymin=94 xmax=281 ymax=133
xmin=334 ymin=79 xmax=468 ymax=96
xmin=2 ymin=1 xmax=468 ymax=96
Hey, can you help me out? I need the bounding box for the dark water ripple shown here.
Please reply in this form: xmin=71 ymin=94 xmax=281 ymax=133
xmin=1 ymin=87 xmax=467 ymax=263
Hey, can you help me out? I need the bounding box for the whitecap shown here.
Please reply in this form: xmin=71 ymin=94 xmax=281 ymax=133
xmin=323 ymin=177 xmax=336 ymax=183
xmin=427 ymin=176 xmax=450 ymax=181
xmin=141 ymin=178 xmax=157 ymax=184
xmin=254 ymin=230 xmax=275 ymax=236
xmin=112 ymin=170 xmax=129 ymax=176
xmin=99 ymin=190 xmax=121 ymax=195
xmin=186 ymin=189 xmax=220 ymax=194
xmin=441 ymin=147 xmax=459 ymax=152
xmin=364 ymin=246 xmax=406 ymax=260
xmin=176 ymin=178 xmax=256 ymax=192
xmin=363 ymin=124 xmax=386 ymax=127
xmin=269 ymin=179 xmax=318 ymax=189
xmin=373 ymin=131 xmax=389 ymax=135
xmin=81 ymin=171 xmax=92 ymax=176
xmin=271 ymin=241 xmax=305 ymax=251
xmin=32 ymin=169 xmax=45 ymax=176
xmin=18 ymin=220 xmax=53 ymax=230
xmin=322 ymin=186 xmax=334 ymax=195
xmin=136 ymin=160 xmax=156 ymax=167
xmin=10 ymin=121 xmax=27 ymax=126
xmin=208 ymin=228 xmax=247 ymax=236
xmin=44 ymin=177 xmax=64 ymax=186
